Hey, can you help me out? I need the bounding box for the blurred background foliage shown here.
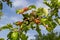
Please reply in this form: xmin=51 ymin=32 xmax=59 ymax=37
xmin=0 ymin=0 xmax=60 ymax=40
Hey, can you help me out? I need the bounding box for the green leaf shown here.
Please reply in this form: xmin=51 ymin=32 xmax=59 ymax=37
xmin=46 ymin=21 xmax=57 ymax=32
xmin=51 ymin=0 xmax=58 ymax=8
xmin=43 ymin=1 xmax=52 ymax=8
xmin=36 ymin=12 xmax=43 ymax=17
xmin=36 ymin=8 xmax=43 ymax=13
xmin=0 ymin=1 xmax=3 ymax=10
xmin=50 ymin=8 xmax=58 ymax=17
xmin=11 ymin=31 xmax=19 ymax=40
xmin=20 ymin=23 xmax=30 ymax=33
xmin=36 ymin=8 xmax=48 ymax=17
xmin=54 ymin=17 xmax=60 ymax=25
xmin=7 ymin=2 xmax=12 ymax=7
xmin=16 ymin=9 xmax=24 ymax=14
xmin=6 ymin=0 xmax=12 ymax=7
xmin=36 ymin=25 xmax=41 ymax=36
xmin=44 ymin=0 xmax=47 ymax=1
xmin=46 ymin=27 xmax=53 ymax=32
xmin=0 ymin=12 xmax=3 ymax=16
xmin=20 ymin=33 xmax=28 ymax=40
xmin=24 ymin=26 xmax=29 ymax=33
xmin=7 ymin=31 xmax=19 ymax=40
xmin=0 ymin=12 xmax=3 ymax=19
xmin=41 ymin=18 xmax=47 ymax=22
xmin=30 ymin=22 xmax=35 ymax=29
xmin=0 ymin=24 xmax=13 ymax=31
xmin=7 ymin=31 xmax=13 ymax=39
xmin=23 ymin=13 xmax=29 ymax=18
xmin=43 ymin=8 xmax=48 ymax=17
xmin=28 ymin=5 xmax=36 ymax=10
xmin=16 ymin=9 xmax=20 ymax=14
xmin=0 ymin=38 xmax=4 ymax=40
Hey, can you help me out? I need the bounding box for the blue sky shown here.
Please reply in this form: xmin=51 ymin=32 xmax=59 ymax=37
xmin=0 ymin=0 xmax=60 ymax=40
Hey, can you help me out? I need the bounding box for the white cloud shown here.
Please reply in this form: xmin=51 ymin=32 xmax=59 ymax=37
xmin=12 ymin=0 xmax=28 ymax=8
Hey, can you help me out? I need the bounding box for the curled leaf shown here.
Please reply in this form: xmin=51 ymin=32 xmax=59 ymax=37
xmin=28 ymin=5 xmax=36 ymax=10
